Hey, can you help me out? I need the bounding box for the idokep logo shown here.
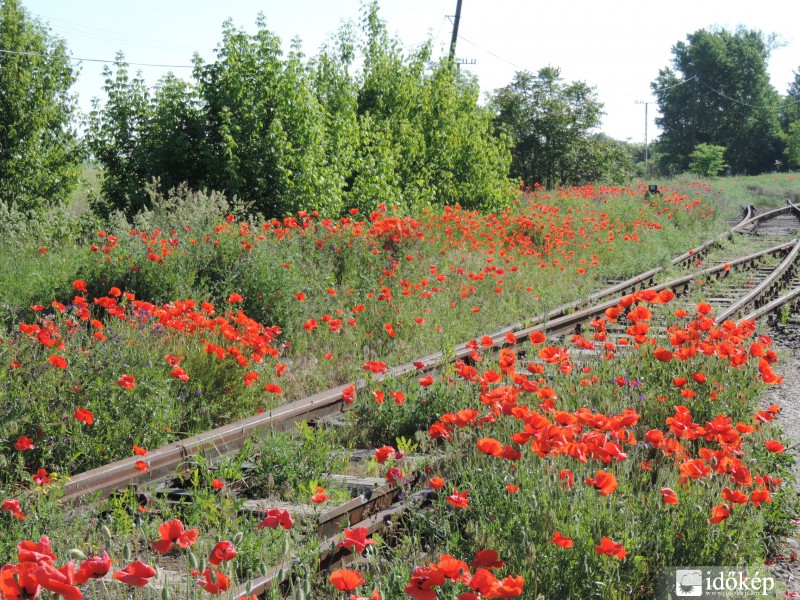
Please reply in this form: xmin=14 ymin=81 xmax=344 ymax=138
xmin=675 ymin=570 xmax=703 ymax=596
xmin=659 ymin=567 xmax=776 ymax=598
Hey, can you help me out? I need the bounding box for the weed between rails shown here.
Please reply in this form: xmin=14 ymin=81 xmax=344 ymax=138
xmin=1 ymin=178 xmax=798 ymax=598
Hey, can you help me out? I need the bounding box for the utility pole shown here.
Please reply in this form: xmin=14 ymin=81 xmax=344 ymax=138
xmin=635 ymin=100 xmax=649 ymax=171
xmin=691 ymin=75 xmax=696 ymax=154
xmin=448 ymin=0 xmax=463 ymax=64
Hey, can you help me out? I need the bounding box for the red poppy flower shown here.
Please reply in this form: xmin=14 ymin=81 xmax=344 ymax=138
xmin=295 ymin=292 xmax=305 ymax=301
xmin=258 ymin=508 xmax=294 ymax=530
xmin=14 ymin=436 xmax=35 ymax=451
xmin=595 ymin=537 xmax=627 ymax=559
xmin=49 ymin=355 xmax=68 ymax=369
xmin=585 ymin=470 xmax=618 ymax=496
xmin=117 ymin=374 xmax=136 ymax=390
xmin=211 ymin=478 xmax=224 ymax=490
xmin=405 ymin=565 xmax=446 ymax=598
xmin=436 ymin=555 xmax=471 ymax=583
xmin=133 ymin=445 xmax=147 ymax=456
xmin=528 ymin=331 xmax=547 ymax=346
xmin=477 ymin=437 xmax=503 ymax=457
xmin=74 ymin=408 xmax=94 ymax=425
xmin=559 ymin=469 xmax=574 ymax=488
xmin=311 ymin=486 xmax=329 ymax=503
xmin=419 ymin=374 xmax=434 ymax=387
xmin=152 ymin=519 xmax=199 ymax=554
xmin=660 ymin=488 xmax=679 ymax=505
xmin=447 ymin=488 xmax=469 ymax=509
xmin=171 ymin=367 xmax=190 ymax=381
xmin=428 ymin=477 xmax=445 ymax=489
xmin=342 ymin=384 xmax=356 ymax=404
xmin=197 ymin=568 xmax=231 ymax=594
xmin=33 ymin=468 xmax=51 ymax=485
xmin=349 ymin=591 xmax=381 ymax=600
xmin=506 ymin=484 xmax=520 ymax=494
xmin=374 ymin=446 xmax=397 ymax=464
xmin=551 ymin=532 xmax=573 ymax=548
xmin=0 ymin=562 xmax=40 ymax=599
xmin=34 ymin=561 xmax=82 ymax=600
xmin=113 ymin=561 xmax=156 ymax=587
xmin=72 ymin=280 xmax=88 ymax=293
xmin=385 ymin=467 xmax=404 ymax=484
xmin=708 ymin=504 xmax=730 ymax=524
xmin=135 ymin=460 xmax=149 ymax=473
xmin=487 ymin=574 xmax=525 ymax=597
xmin=338 ymin=527 xmax=376 ymax=554
xmin=653 ymin=348 xmax=673 ymax=362
xmin=227 ymin=293 xmax=244 ymax=303
xmin=330 ymin=569 xmax=365 ymax=592
xmin=1 ymin=498 xmax=25 ymax=519
xmin=17 ymin=535 xmax=56 ymax=564
xmin=749 ymin=488 xmax=771 ymax=507
xmin=363 ymin=360 xmax=388 ymax=374
xmin=765 ymin=440 xmax=785 ymax=454
xmin=208 ymin=541 xmax=237 ymax=566
xmin=74 ymin=552 xmax=112 ymax=583
xmin=470 ymin=549 xmax=504 ymax=569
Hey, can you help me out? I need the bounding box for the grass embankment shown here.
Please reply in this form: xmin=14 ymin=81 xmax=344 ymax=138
xmin=0 ymin=175 xmax=797 ymax=598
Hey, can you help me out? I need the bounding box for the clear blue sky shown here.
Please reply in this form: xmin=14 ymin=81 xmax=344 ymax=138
xmin=21 ymin=0 xmax=799 ymax=143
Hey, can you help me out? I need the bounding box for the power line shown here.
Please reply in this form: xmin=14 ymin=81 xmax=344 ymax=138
xmin=696 ymin=77 xmax=785 ymax=110
xmin=0 ymin=47 xmax=194 ymax=68
xmin=32 ymin=13 xmax=194 ymax=55
xmin=651 ymin=75 xmax=697 ymax=93
xmin=652 ymin=74 xmax=785 ymax=111
xmin=456 ymin=34 xmax=520 ymax=69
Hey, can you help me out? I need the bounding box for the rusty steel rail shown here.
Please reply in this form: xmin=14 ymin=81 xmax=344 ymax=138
xmin=57 ymin=204 xmax=775 ymax=503
xmin=734 ymin=202 xmax=797 ymax=233
xmin=671 ymin=204 xmax=755 ymax=268
xmin=744 ymin=286 xmax=800 ymax=322
xmin=514 ymin=240 xmax=796 ymax=339
xmin=233 ymin=487 xmax=434 ymax=598
xmin=716 ymin=239 xmax=800 ymax=322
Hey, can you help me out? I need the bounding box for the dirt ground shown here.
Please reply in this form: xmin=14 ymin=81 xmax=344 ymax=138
xmin=762 ymin=326 xmax=800 ymax=597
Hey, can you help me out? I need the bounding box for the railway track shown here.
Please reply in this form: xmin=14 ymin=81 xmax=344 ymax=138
xmin=45 ymin=200 xmax=800 ymax=598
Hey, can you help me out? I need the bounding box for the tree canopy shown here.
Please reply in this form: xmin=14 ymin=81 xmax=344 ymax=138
xmin=86 ymin=3 xmax=513 ymax=218
xmin=0 ymin=0 xmax=80 ymax=210
xmin=491 ymin=67 xmax=632 ymax=189
xmin=651 ymin=27 xmax=783 ymax=175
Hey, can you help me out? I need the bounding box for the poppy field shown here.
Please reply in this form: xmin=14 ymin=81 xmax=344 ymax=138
xmin=1 ymin=177 xmax=798 ymax=598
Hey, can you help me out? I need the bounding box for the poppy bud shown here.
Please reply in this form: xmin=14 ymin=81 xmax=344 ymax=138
xmin=188 ymin=552 xmax=199 ymax=570
xmin=233 ymin=532 xmax=244 ymax=545
xmin=282 ymin=536 xmax=290 ymax=556
xmin=69 ymin=548 xmax=87 ymax=559
xmin=122 ymin=542 xmax=131 ymax=561
xmin=162 ymin=587 xmax=169 ymax=600
xmin=101 ymin=524 xmax=113 ymax=542
xmin=294 ymin=588 xmax=305 ymax=600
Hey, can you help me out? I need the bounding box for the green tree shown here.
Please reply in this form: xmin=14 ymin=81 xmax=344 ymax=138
xmin=85 ymin=55 xmax=150 ymax=216
xmin=492 ymin=67 xmax=636 ymax=187
xmin=193 ymin=18 xmax=334 ymax=217
xmin=652 ymin=27 xmax=783 ymax=175
xmin=491 ymin=67 xmax=627 ymax=188
xmin=688 ymin=143 xmax=728 ymax=176
xmin=784 ymin=121 xmax=800 ymax=169
xmin=0 ymin=0 xmax=80 ymax=210
xmin=86 ymin=2 xmax=513 ymax=218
